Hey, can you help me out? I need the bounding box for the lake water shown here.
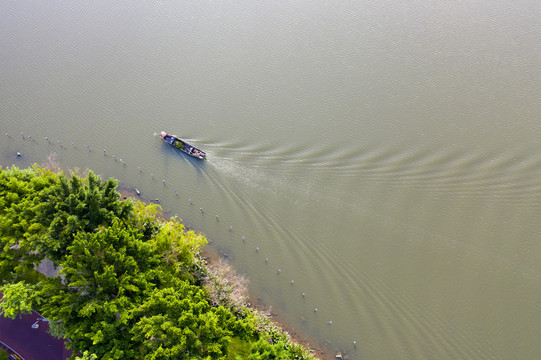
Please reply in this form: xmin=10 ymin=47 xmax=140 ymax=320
xmin=2 ymin=1 xmax=541 ymax=359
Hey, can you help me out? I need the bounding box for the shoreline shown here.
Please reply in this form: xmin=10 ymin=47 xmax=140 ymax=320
xmin=117 ymin=185 xmax=334 ymax=360
xmin=202 ymin=246 xmax=333 ymax=360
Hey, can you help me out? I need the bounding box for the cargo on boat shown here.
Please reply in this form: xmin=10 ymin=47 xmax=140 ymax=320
xmin=159 ymin=131 xmax=206 ymax=160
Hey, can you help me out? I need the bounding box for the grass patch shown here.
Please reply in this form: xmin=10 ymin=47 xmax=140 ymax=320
xmin=0 ymin=350 xmax=10 ymax=360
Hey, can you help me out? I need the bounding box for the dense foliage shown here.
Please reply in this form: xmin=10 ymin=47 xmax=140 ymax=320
xmin=0 ymin=165 xmax=317 ymax=360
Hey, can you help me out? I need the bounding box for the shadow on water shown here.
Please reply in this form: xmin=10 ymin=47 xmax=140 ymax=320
xmin=158 ymin=141 xmax=208 ymax=183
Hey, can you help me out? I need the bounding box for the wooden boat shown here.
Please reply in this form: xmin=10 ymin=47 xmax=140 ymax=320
xmin=160 ymin=131 xmax=206 ymax=160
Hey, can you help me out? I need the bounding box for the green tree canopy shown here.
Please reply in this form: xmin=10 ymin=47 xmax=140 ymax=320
xmin=0 ymin=281 xmax=40 ymax=319
xmin=151 ymin=218 xmax=207 ymax=282
xmin=130 ymin=285 xmax=238 ymax=360
xmin=34 ymin=171 xmax=133 ymax=262
xmin=0 ymin=166 xmax=57 ymax=278
xmin=40 ymin=220 xmax=160 ymax=358
xmin=0 ymin=165 xmax=317 ymax=360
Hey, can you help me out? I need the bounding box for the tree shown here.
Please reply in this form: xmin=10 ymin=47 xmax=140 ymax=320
xmin=39 ymin=220 xmax=160 ymax=358
xmin=130 ymin=201 xmax=162 ymax=240
xmin=151 ymin=217 xmax=207 ymax=282
xmin=48 ymin=318 xmax=68 ymax=339
xmin=0 ymin=166 xmax=56 ymax=279
xmin=75 ymin=351 xmax=98 ymax=360
xmin=247 ymin=339 xmax=289 ymax=360
xmin=0 ymin=281 xmax=40 ymax=319
xmin=33 ymin=171 xmax=133 ymax=262
xmin=130 ymin=284 xmax=238 ymax=360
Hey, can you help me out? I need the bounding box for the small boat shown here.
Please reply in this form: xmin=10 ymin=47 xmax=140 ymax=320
xmin=160 ymin=131 xmax=206 ymax=160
